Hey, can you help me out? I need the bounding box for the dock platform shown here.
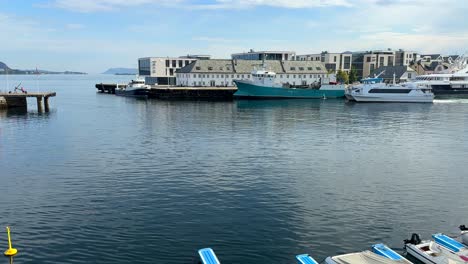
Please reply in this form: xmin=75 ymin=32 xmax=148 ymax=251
xmin=0 ymin=92 xmax=56 ymax=111
xmin=149 ymin=86 xmax=237 ymax=100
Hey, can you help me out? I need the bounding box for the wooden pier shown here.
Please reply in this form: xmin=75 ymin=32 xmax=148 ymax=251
xmin=0 ymin=92 xmax=56 ymax=112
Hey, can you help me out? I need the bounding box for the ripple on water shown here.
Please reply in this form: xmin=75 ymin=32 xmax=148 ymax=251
xmin=1 ymin=76 xmax=468 ymax=263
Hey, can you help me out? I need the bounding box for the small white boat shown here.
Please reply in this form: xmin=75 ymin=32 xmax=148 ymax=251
xmin=460 ymin=225 xmax=468 ymax=246
xmin=115 ymin=76 xmax=151 ymax=98
xmin=297 ymin=244 xmax=412 ymax=264
xmin=349 ymin=78 xmax=434 ymax=102
xmin=404 ymin=233 xmax=468 ymax=264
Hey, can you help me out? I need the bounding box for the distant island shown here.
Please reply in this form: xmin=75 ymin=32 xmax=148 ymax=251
xmin=102 ymin=68 xmax=137 ymax=75
xmin=0 ymin=61 xmax=86 ymax=75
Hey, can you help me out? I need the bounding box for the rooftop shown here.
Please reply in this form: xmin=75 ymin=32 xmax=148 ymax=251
xmin=177 ymin=59 xmax=328 ymax=74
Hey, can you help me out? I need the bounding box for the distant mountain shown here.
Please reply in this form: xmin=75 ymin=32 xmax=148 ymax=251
xmin=0 ymin=61 xmax=86 ymax=75
xmin=102 ymin=68 xmax=138 ymax=75
xmin=0 ymin=61 xmax=11 ymax=71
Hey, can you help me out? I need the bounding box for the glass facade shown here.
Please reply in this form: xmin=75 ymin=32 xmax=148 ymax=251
xmin=138 ymin=59 xmax=151 ymax=76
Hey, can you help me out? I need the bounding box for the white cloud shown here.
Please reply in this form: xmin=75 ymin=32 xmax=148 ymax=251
xmin=50 ymin=0 xmax=182 ymax=12
xmin=66 ymin=23 xmax=84 ymax=30
xmin=191 ymin=0 xmax=352 ymax=9
xmin=49 ymin=0 xmax=353 ymax=12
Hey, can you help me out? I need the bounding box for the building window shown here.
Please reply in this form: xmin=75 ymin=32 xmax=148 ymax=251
xmin=208 ymin=67 xmax=213 ymax=70
xmin=227 ymin=67 xmax=231 ymax=71
xmin=299 ymin=67 xmax=304 ymax=71
xmin=165 ymin=60 xmax=170 ymax=67
xmin=219 ymin=67 xmax=223 ymax=70
xmin=280 ymin=75 xmax=283 ymax=78
xmin=310 ymin=75 xmax=313 ymax=78
xmin=178 ymin=60 xmax=183 ymax=67
xmin=231 ymin=75 xmax=234 ymax=78
xmin=169 ymin=68 xmax=174 ymax=76
xmin=293 ymin=75 xmax=296 ymax=78
xmin=316 ymin=67 xmax=321 ymax=70
xmin=287 ymin=75 xmax=289 ymax=78
xmin=290 ymin=67 xmax=296 ymax=70
xmin=185 ymin=60 xmax=190 ymax=65
xmin=196 ymin=66 xmax=201 ymax=70
xmin=307 ymin=67 xmax=313 ymax=71
xmin=334 ymin=56 xmax=337 ymax=62
xmin=172 ymin=60 xmax=176 ymax=67
xmin=366 ymin=57 xmax=371 ymax=62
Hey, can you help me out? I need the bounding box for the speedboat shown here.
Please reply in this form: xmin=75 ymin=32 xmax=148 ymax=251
xmin=460 ymin=225 xmax=468 ymax=246
xmin=297 ymin=244 xmax=412 ymax=264
xmin=404 ymin=233 xmax=468 ymax=264
xmin=115 ymin=76 xmax=151 ymax=98
xmin=348 ymin=76 xmax=433 ymax=103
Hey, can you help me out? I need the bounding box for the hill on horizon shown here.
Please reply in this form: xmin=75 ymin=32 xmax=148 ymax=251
xmin=0 ymin=61 xmax=11 ymax=71
xmin=0 ymin=61 xmax=86 ymax=75
xmin=102 ymin=68 xmax=137 ymax=75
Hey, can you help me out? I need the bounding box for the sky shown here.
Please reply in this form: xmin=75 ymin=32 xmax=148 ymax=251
xmin=1 ymin=0 xmax=467 ymax=73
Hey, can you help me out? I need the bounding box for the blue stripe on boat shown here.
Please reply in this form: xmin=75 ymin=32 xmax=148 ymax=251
xmin=296 ymin=254 xmax=319 ymax=264
xmin=372 ymin=244 xmax=403 ymax=260
xmin=433 ymin=234 xmax=465 ymax=252
xmin=198 ymin=248 xmax=221 ymax=264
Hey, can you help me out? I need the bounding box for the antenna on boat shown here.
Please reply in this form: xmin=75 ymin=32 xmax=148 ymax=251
xmin=393 ymin=72 xmax=396 ymax=85
xmin=375 ymin=69 xmax=385 ymax=78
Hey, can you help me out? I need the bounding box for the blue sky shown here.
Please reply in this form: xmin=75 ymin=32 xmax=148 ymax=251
xmin=1 ymin=0 xmax=467 ymax=73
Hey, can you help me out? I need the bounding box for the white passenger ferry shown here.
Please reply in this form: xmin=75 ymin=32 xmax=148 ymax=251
xmin=348 ymin=76 xmax=433 ymax=103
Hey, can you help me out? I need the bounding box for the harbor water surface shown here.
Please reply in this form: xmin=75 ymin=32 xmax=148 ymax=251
xmin=1 ymin=75 xmax=468 ymax=264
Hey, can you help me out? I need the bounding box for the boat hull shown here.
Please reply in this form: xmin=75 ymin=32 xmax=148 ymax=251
xmin=234 ymin=81 xmax=345 ymax=99
xmin=352 ymin=94 xmax=433 ymax=103
xmin=115 ymin=88 xmax=150 ymax=98
xmin=431 ymin=84 xmax=468 ymax=97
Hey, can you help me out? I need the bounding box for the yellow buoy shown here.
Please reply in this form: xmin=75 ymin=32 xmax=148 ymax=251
xmin=4 ymin=227 xmax=18 ymax=256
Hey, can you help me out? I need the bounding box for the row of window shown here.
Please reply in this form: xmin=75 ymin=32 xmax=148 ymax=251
xmin=163 ymin=60 xmax=193 ymax=68
xmin=177 ymin=74 xmax=327 ymax=79
xmin=192 ymin=66 xmax=323 ymax=72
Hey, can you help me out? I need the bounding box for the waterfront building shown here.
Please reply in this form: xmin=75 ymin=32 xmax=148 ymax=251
xmin=296 ymin=51 xmax=353 ymax=73
xmin=231 ymin=49 xmax=296 ymax=61
xmin=368 ymin=65 xmax=418 ymax=83
xmin=351 ymin=49 xmax=420 ymax=79
xmin=411 ymin=54 xmax=460 ymax=75
xmin=395 ymin=50 xmax=419 ymax=66
xmin=176 ymin=59 xmax=331 ymax=87
xmin=138 ymin=55 xmax=210 ymax=85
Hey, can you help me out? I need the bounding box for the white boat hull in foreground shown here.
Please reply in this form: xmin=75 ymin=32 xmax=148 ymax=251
xmin=404 ymin=233 xmax=468 ymax=264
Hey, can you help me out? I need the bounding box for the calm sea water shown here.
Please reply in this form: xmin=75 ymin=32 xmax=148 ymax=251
xmin=0 ymin=75 xmax=468 ymax=264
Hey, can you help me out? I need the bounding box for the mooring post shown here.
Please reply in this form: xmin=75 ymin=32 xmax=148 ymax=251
xmin=36 ymin=97 xmax=43 ymax=112
xmin=44 ymin=96 xmax=50 ymax=112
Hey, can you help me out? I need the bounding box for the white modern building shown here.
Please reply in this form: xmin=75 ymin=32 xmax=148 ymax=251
xmin=138 ymin=55 xmax=210 ymax=84
xmin=231 ymin=50 xmax=296 ymax=61
xmin=176 ymin=59 xmax=332 ymax=87
xmin=296 ymin=51 xmax=353 ymax=73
